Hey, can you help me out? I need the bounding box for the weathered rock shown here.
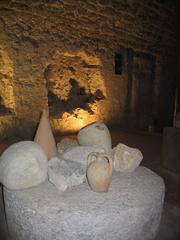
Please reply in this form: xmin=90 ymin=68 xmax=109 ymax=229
xmin=0 ymin=141 xmax=48 ymax=190
xmin=112 ymin=143 xmax=143 ymax=172
xmin=61 ymin=145 xmax=105 ymax=169
xmin=77 ymin=122 xmax=112 ymax=154
xmin=48 ymin=157 xmax=85 ymax=192
xmin=57 ymin=138 xmax=79 ymax=154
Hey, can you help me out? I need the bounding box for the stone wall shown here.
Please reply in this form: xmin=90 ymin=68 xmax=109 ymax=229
xmin=0 ymin=0 xmax=179 ymax=140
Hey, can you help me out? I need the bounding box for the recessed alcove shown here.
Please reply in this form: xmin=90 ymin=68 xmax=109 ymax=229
xmin=44 ymin=50 xmax=109 ymax=132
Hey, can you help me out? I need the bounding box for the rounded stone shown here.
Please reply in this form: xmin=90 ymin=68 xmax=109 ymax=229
xmin=4 ymin=167 xmax=165 ymax=240
xmin=0 ymin=141 xmax=48 ymax=190
xmin=112 ymin=143 xmax=143 ymax=172
xmin=77 ymin=122 xmax=112 ymax=154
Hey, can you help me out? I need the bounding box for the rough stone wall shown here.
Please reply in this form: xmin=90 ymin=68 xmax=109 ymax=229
xmin=0 ymin=46 xmax=15 ymax=113
xmin=0 ymin=0 xmax=179 ymax=140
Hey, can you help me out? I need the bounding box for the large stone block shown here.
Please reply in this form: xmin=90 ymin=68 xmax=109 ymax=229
xmin=4 ymin=167 xmax=165 ymax=240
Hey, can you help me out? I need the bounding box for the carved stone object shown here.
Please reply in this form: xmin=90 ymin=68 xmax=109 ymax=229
xmin=112 ymin=143 xmax=143 ymax=172
xmin=0 ymin=141 xmax=48 ymax=190
xmin=77 ymin=122 xmax=112 ymax=154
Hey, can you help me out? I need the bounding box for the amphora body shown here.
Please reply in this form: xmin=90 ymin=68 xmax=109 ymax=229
xmin=86 ymin=152 xmax=112 ymax=192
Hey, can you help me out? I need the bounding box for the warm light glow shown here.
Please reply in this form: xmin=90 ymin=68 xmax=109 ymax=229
xmin=50 ymin=107 xmax=103 ymax=133
xmin=49 ymin=49 xmax=111 ymax=133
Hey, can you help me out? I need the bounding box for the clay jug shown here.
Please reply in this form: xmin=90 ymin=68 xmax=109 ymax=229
xmin=86 ymin=152 xmax=112 ymax=192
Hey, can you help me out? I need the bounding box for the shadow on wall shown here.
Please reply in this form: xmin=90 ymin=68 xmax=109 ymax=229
xmin=44 ymin=48 xmax=160 ymax=133
xmin=43 ymin=50 xmax=110 ymax=133
xmin=47 ymin=78 xmax=105 ymax=117
xmin=0 ymin=43 xmax=173 ymax=138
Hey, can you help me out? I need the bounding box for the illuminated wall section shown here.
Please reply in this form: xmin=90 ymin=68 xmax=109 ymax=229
xmin=45 ymin=50 xmax=111 ymax=133
xmin=0 ymin=0 xmax=178 ymax=140
xmin=0 ymin=45 xmax=17 ymax=138
xmin=0 ymin=46 xmax=15 ymax=114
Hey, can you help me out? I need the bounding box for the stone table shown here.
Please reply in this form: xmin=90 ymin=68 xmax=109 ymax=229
xmin=4 ymin=166 xmax=165 ymax=240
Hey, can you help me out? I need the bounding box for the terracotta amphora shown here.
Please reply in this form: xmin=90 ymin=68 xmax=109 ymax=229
xmin=86 ymin=152 xmax=112 ymax=192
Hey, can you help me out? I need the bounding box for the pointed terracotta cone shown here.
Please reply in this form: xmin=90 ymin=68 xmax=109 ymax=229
xmin=34 ymin=109 xmax=57 ymax=160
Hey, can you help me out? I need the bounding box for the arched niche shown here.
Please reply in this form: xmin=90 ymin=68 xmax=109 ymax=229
xmin=0 ymin=46 xmax=15 ymax=115
xmin=44 ymin=50 xmax=109 ymax=132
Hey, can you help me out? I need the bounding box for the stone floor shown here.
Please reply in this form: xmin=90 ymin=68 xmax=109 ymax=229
xmin=0 ymin=129 xmax=180 ymax=240
xmin=156 ymin=202 xmax=180 ymax=240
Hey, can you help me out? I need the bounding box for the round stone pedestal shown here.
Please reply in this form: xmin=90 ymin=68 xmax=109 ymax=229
xmin=4 ymin=167 xmax=165 ymax=240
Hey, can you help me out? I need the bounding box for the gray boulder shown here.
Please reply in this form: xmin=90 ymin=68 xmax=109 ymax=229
xmin=77 ymin=122 xmax=112 ymax=154
xmin=0 ymin=141 xmax=48 ymax=190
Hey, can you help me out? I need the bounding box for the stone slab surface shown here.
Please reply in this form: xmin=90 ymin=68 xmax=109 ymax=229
xmin=4 ymin=167 xmax=165 ymax=240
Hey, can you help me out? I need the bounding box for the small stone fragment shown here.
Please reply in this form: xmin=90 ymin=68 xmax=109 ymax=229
xmin=48 ymin=157 xmax=85 ymax=192
xmin=112 ymin=143 xmax=143 ymax=172
xmin=61 ymin=145 xmax=105 ymax=169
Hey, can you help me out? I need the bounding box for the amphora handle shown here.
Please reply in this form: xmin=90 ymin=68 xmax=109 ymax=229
xmin=87 ymin=152 xmax=112 ymax=171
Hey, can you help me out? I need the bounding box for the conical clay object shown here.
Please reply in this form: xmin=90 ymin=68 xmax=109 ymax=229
xmin=34 ymin=110 xmax=57 ymax=160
